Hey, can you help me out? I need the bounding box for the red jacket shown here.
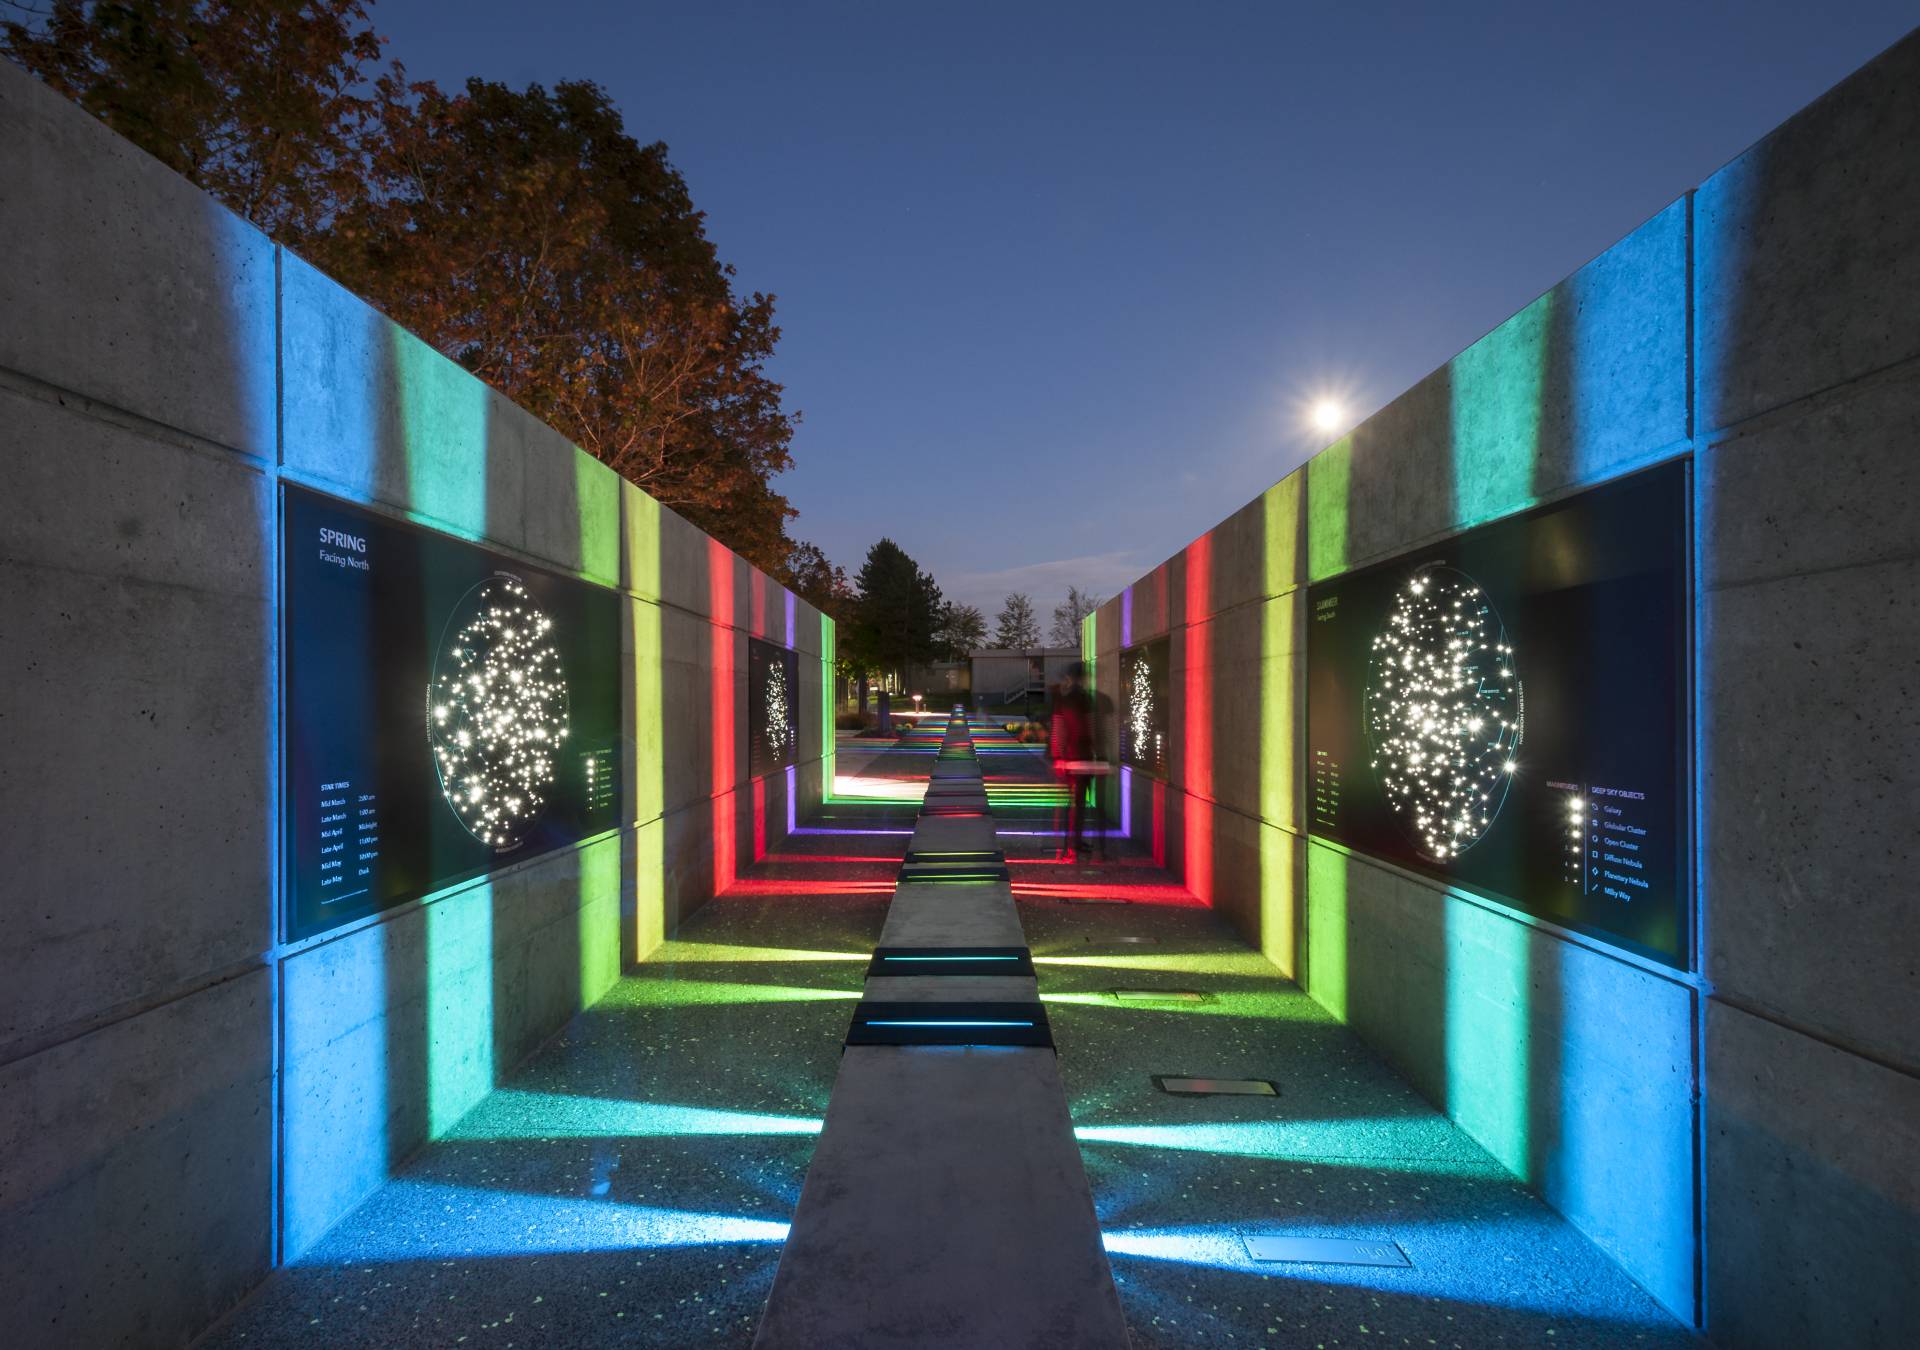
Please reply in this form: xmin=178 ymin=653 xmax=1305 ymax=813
xmin=1049 ymin=688 xmax=1093 ymax=764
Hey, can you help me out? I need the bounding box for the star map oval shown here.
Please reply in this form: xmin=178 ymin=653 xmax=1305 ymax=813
xmin=1363 ymin=563 xmax=1523 ymax=861
xmin=427 ymin=575 xmax=570 ymax=850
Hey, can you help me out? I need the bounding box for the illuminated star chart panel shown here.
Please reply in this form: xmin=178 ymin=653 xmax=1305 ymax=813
xmin=284 ymin=486 xmax=621 ymax=941
xmin=1306 ymin=461 xmax=1692 ymax=967
xmin=1120 ymin=637 xmax=1170 ymax=776
xmin=748 ymin=637 xmax=801 ymax=777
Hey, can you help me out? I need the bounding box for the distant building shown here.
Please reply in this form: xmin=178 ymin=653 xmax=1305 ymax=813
xmin=968 ymin=647 xmax=1079 ymax=710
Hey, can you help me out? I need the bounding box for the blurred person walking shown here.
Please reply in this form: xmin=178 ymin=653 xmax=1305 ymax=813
xmin=1048 ymin=663 xmax=1104 ymax=861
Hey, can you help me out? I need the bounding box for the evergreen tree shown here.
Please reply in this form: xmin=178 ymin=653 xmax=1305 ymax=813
xmin=993 ymin=593 xmax=1040 ymax=648
xmin=846 ymin=539 xmax=943 ymax=689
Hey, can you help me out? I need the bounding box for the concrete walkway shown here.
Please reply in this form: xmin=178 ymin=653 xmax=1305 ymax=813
xmin=201 ymin=717 xmax=1696 ymax=1348
xmin=754 ymin=711 xmax=1126 ymax=1348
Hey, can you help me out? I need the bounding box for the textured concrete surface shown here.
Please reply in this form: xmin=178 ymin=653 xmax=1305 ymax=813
xmin=0 ymin=969 xmax=273 ymax=1350
xmin=879 ymin=888 xmax=1028 ymax=948
xmin=754 ymin=1048 xmax=1126 ymax=1350
xmin=0 ymin=391 xmax=271 ymax=1047
xmin=1701 ymin=554 xmax=1920 ymax=1071
xmin=280 ymin=252 xmax=525 ymax=544
xmin=1703 ymin=1000 xmax=1920 ymax=1350
xmin=0 ymin=60 xmax=275 ymax=457
xmin=1699 ymin=359 xmax=1920 ymax=591
xmin=1698 ymin=356 xmax=1920 ymax=1074
xmin=1696 ymin=28 xmax=1920 ymax=430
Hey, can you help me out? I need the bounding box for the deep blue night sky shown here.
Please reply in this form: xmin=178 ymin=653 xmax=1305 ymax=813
xmin=372 ymin=0 xmax=1915 ymax=618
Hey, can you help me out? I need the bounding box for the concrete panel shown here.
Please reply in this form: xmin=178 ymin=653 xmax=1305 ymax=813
xmin=521 ymin=429 xmax=619 ymax=586
xmin=282 ymin=857 xmax=605 ymax=1258
xmin=745 ymin=572 xmax=776 ymax=642
xmin=1418 ymin=878 xmax=1695 ymax=1315
xmin=1328 ymin=201 xmax=1687 ymax=572
xmin=1697 ymin=30 xmax=1920 ymax=430
xmin=1547 ymin=199 xmax=1689 ymax=489
xmin=657 ymin=604 xmax=718 ymax=814
xmin=659 ymin=795 xmax=720 ymax=932
xmin=1700 ymin=358 xmax=1920 ymax=589
xmin=1703 ymin=555 xmax=1920 ymax=1070
xmin=1254 ymin=817 xmax=1301 ymax=977
xmin=656 ymin=502 xmax=723 ymax=621
xmin=1203 ymin=799 xmax=1264 ymax=944
xmin=281 ymin=916 xmax=415 ymax=1257
xmin=0 ymin=562 xmax=269 ymax=1045
xmin=0 ymin=969 xmax=272 ymax=1350
xmin=798 ymin=657 xmax=823 ymax=763
xmin=620 ymin=478 xmax=665 ymax=602
xmin=1531 ymin=925 xmax=1696 ymax=1319
xmin=1121 ymin=562 xmax=1171 ymax=643
xmin=862 ymin=976 xmax=1039 ymax=1002
xmin=791 ymin=598 xmax=825 ymax=658
xmin=1203 ymin=492 xmax=1270 ymax=614
xmin=623 ymin=817 xmax=668 ymax=965
xmin=496 ymin=836 xmax=623 ymax=1070
xmin=281 ymin=254 xmax=523 ymax=545
xmin=879 ymin=890 xmax=1026 ymax=948
xmin=1705 ymin=999 xmax=1920 ymax=1350
xmin=755 ymin=1046 xmax=1127 ymax=1350
xmin=1333 ymin=367 xmax=1456 ymax=572
xmin=1204 ymin=601 xmax=1265 ymax=816
xmin=0 ymin=61 xmax=275 ymax=457
xmin=0 ymin=385 xmax=271 ymax=595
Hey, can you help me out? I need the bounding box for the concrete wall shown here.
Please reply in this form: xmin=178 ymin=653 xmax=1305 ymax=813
xmin=1086 ymin=26 xmax=1919 ymax=1345
xmin=0 ymin=59 xmax=831 ymax=1350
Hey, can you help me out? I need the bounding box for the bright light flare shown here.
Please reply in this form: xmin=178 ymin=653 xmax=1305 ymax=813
xmin=1309 ymin=398 xmax=1348 ymax=434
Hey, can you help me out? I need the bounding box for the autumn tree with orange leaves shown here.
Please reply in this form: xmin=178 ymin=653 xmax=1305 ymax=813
xmin=5 ymin=0 xmax=814 ymax=576
xmin=309 ymin=76 xmax=799 ymax=568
